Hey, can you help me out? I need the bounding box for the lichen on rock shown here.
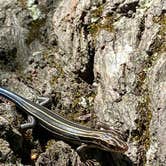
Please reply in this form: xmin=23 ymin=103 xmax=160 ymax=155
xmin=0 ymin=0 xmax=165 ymax=165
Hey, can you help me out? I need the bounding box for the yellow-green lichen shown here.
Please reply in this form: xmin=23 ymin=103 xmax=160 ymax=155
xmin=87 ymin=16 xmax=114 ymax=37
xmin=42 ymin=53 xmax=65 ymax=86
xmin=26 ymin=19 xmax=46 ymax=45
xmin=132 ymin=68 xmax=152 ymax=165
xmin=153 ymin=14 xmax=166 ymax=54
xmin=87 ymin=5 xmax=114 ymax=37
xmin=18 ymin=0 xmax=43 ymax=20
xmin=41 ymin=50 xmax=96 ymax=128
xmin=91 ymin=5 xmax=104 ymax=19
xmin=139 ymin=0 xmax=153 ymax=10
xmin=135 ymin=94 xmax=152 ymax=165
xmin=29 ymin=5 xmax=42 ymax=20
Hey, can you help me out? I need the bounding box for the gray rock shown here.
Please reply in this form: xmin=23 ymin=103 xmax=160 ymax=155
xmin=52 ymin=0 xmax=92 ymax=73
xmin=147 ymin=53 xmax=166 ymax=166
xmin=0 ymin=0 xmax=30 ymax=68
xmin=0 ymin=116 xmax=22 ymax=164
xmin=0 ymin=102 xmax=23 ymax=160
xmin=53 ymin=0 xmax=165 ymax=165
xmin=0 ymin=0 xmax=17 ymax=9
xmin=0 ymin=138 xmax=12 ymax=161
xmin=36 ymin=140 xmax=83 ymax=166
xmin=0 ymin=116 xmax=10 ymax=137
xmin=0 ymin=0 xmax=165 ymax=165
xmin=92 ymin=0 xmax=166 ymax=165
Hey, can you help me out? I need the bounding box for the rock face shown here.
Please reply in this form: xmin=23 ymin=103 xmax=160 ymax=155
xmin=53 ymin=1 xmax=165 ymax=164
xmin=36 ymin=140 xmax=83 ymax=166
xmin=0 ymin=0 xmax=165 ymax=165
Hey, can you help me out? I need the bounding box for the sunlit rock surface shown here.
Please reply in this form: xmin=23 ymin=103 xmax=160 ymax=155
xmin=0 ymin=0 xmax=165 ymax=165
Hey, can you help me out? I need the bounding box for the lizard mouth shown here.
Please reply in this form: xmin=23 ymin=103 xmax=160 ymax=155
xmin=99 ymin=133 xmax=128 ymax=153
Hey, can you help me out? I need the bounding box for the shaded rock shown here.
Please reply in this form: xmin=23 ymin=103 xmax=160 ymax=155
xmin=0 ymin=101 xmax=23 ymax=159
xmin=0 ymin=0 xmax=165 ymax=165
xmin=0 ymin=117 xmax=23 ymax=155
xmin=0 ymin=116 xmax=10 ymax=138
xmin=0 ymin=138 xmax=12 ymax=162
xmin=36 ymin=140 xmax=83 ymax=166
xmin=0 ymin=117 xmax=22 ymax=165
xmin=0 ymin=0 xmax=30 ymax=69
xmin=52 ymin=0 xmax=95 ymax=79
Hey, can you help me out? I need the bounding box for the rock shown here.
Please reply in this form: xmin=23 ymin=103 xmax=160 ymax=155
xmin=36 ymin=140 xmax=83 ymax=166
xmin=147 ymin=53 xmax=166 ymax=166
xmin=0 ymin=105 xmax=23 ymax=152
xmin=0 ymin=116 xmax=10 ymax=137
xmin=0 ymin=117 xmax=22 ymax=164
xmin=0 ymin=0 xmax=165 ymax=165
xmin=0 ymin=0 xmax=30 ymax=69
xmin=0 ymin=0 xmax=17 ymax=9
xmin=0 ymin=103 xmax=23 ymax=160
xmin=52 ymin=0 xmax=166 ymax=165
xmin=52 ymin=0 xmax=93 ymax=75
xmin=0 ymin=139 xmax=12 ymax=162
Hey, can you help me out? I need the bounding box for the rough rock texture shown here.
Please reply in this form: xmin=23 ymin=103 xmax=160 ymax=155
xmin=53 ymin=1 xmax=165 ymax=165
xmin=0 ymin=0 xmax=30 ymax=67
xmin=0 ymin=0 xmax=165 ymax=165
xmin=36 ymin=140 xmax=83 ymax=166
xmin=0 ymin=102 xmax=23 ymax=164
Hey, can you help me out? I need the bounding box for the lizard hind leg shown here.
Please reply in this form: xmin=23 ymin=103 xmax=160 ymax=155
xmin=20 ymin=115 xmax=36 ymax=130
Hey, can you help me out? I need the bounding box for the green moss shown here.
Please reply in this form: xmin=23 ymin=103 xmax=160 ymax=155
xmin=134 ymin=94 xmax=152 ymax=165
xmin=135 ymin=95 xmax=152 ymax=145
xmin=49 ymin=64 xmax=64 ymax=85
xmin=91 ymin=5 xmax=104 ymax=18
xmin=41 ymin=50 xmax=96 ymax=128
xmin=131 ymin=63 xmax=153 ymax=164
xmin=128 ymin=48 xmax=161 ymax=164
xmin=87 ymin=5 xmax=114 ymax=37
xmin=87 ymin=23 xmax=99 ymax=36
xmin=153 ymin=14 xmax=166 ymax=54
xmin=26 ymin=19 xmax=46 ymax=45
xmin=88 ymin=16 xmax=114 ymax=36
